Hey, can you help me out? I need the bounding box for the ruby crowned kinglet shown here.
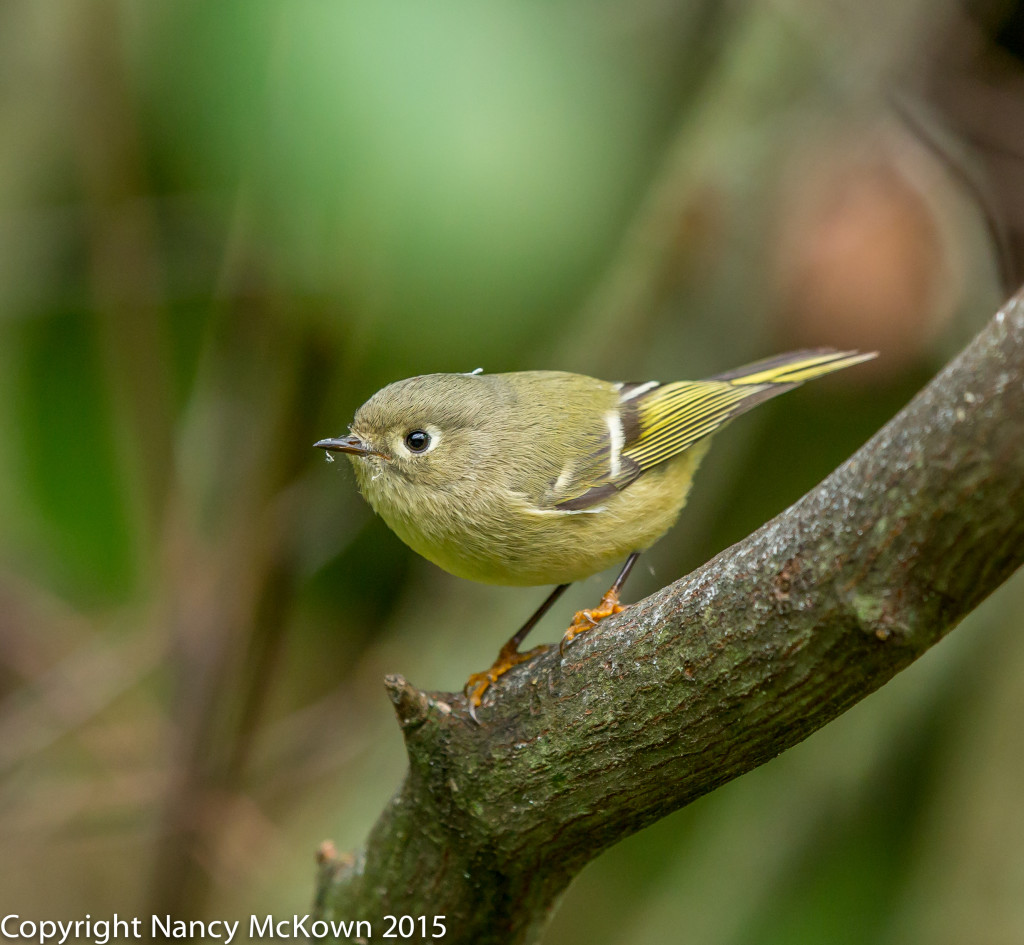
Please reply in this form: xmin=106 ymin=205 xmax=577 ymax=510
xmin=316 ymin=349 xmax=873 ymax=718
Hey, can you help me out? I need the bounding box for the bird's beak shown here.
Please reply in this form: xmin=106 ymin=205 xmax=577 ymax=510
xmin=314 ymin=435 xmax=387 ymax=459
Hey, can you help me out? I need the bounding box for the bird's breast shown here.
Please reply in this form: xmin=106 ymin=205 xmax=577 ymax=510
xmin=354 ymin=446 xmax=708 ymax=587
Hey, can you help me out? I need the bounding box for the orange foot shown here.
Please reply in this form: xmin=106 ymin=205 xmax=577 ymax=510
xmin=559 ymin=586 xmax=625 ymax=657
xmin=464 ymin=641 xmax=551 ymax=724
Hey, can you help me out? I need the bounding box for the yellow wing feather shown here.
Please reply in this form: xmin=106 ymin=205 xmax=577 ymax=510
xmin=625 ymin=349 xmax=874 ymax=472
xmin=551 ymin=348 xmax=873 ymax=510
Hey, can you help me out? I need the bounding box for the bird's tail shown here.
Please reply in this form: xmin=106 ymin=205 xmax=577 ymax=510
xmin=708 ymin=348 xmax=877 ymax=385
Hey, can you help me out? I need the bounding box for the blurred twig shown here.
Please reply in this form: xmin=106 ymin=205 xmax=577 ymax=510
xmin=0 ymin=577 xmax=164 ymax=776
xmin=68 ymin=0 xmax=174 ymax=566
xmin=150 ymin=291 xmax=331 ymax=917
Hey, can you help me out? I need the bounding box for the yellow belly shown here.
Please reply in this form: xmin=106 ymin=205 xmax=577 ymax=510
xmin=375 ymin=443 xmax=710 ymax=587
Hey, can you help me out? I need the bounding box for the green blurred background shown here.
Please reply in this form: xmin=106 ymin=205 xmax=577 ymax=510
xmin=2 ymin=1 xmax=1023 ymax=942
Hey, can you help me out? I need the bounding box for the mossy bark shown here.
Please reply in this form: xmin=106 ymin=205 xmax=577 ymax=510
xmin=314 ymin=292 xmax=1024 ymax=945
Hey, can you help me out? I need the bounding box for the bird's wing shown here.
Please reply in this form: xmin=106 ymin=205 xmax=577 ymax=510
xmin=548 ymin=349 xmax=873 ymax=511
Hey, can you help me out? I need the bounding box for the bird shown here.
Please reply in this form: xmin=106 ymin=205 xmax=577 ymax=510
xmin=316 ymin=348 xmax=874 ymax=720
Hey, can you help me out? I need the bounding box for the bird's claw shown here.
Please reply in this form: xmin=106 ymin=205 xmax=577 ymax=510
xmin=463 ymin=672 xmax=494 ymax=726
xmin=462 ymin=644 xmax=550 ymax=724
xmin=559 ymin=589 xmax=625 ymax=657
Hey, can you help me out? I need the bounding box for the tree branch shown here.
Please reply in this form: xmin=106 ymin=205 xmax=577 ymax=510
xmin=314 ymin=291 xmax=1024 ymax=945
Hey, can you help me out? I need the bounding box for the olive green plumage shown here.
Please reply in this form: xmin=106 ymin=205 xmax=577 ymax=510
xmin=317 ymin=350 xmax=873 ymax=586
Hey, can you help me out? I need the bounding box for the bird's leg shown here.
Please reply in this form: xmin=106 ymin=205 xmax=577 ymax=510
xmin=560 ymin=552 xmax=640 ymax=656
xmin=464 ymin=583 xmax=570 ymax=722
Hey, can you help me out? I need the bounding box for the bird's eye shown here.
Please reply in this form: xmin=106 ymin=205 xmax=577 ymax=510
xmin=404 ymin=430 xmax=431 ymax=453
